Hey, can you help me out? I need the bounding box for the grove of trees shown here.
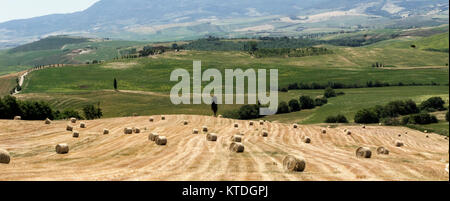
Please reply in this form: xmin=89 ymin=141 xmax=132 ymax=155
xmin=353 ymin=97 xmax=445 ymax=125
xmin=0 ymin=95 xmax=102 ymax=120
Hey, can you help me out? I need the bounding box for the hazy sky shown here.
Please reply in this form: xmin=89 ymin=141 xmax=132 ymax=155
xmin=0 ymin=0 xmax=100 ymax=23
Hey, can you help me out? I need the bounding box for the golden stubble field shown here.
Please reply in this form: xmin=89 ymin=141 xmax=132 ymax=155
xmin=0 ymin=115 xmax=448 ymax=181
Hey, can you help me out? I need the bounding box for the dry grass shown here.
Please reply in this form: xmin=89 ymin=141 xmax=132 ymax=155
xmin=0 ymin=115 xmax=448 ymax=181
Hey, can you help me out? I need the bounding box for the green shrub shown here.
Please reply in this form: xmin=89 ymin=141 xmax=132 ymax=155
xmin=382 ymin=100 xmax=419 ymax=117
xmin=324 ymin=87 xmax=336 ymax=98
xmin=222 ymin=110 xmax=240 ymax=119
xmin=336 ymin=114 xmax=349 ymax=123
xmin=354 ymin=109 xmax=380 ymax=124
xmin=325 ymin=116 xmax=337 ymax=123
xmin=83 ymin=104 xmax=103 ymax=120
xmin=237 ymin=105 xmax=260 ymax=120
xmin=59 ymin=109 xmax=83 ymax=120
xmin=420 ymin=97 xmax=445 ymax=111
xmin=299 ymin=96 xmax=315 ymax=109
xmin=20 ymin=101 xmax=54 ymax=120
xmin=408 ymin=113 xmax=438 ymax=125
xmin=314 ymin=96 xmax=328 ymax=106
xmin=288 ymin=99 xmax=301 ymax=112
xmin=401 ymin=116 xmax=410 ymax=125
xmin=381 ymin=117 xmax=402 ymax=126
xmin=325 ymin=114 xmax=348 ymax=123
xmin=0 ymin=95 xmax=56 ymax=120
xmin=0 ymin=96 xmax=22 ymax=119
xmin=277 ymin=102 xmax=290 ymax=114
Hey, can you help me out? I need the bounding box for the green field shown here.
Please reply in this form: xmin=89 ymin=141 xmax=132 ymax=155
xmin=270 ymin=86 xmax=449 ymax=124
xmin=369 ymin=32 xmax=449 ymax=53
xmin=0 ymin=38 xmax=148 ymax=68
xmin=1 ymin=27 xmax=448 ymax=135
xmin=0 ymin=74 xmax=17 ymax=96
xmin=21 ymin=48 xmax=449 ymax=94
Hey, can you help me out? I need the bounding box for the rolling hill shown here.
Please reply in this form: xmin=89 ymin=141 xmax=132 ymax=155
xmin=0 ymin=115 xmax=448 ymax=181
xmin=0 ymin=0 xmax=448 ymax=48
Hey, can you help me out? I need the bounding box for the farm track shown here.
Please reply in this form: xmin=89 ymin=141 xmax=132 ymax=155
xmin=0 ymin=115 xmax=448 ymax=181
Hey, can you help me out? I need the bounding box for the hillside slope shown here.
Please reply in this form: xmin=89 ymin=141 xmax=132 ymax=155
xmin=0 ymin=115 xmax=448 ymax=181
xmin=0 ymin=0 xmax=448 ymax=47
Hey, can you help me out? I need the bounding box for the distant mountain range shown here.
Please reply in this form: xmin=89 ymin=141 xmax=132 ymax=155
xmin=0 ymin=0 xmax=448 ymax=48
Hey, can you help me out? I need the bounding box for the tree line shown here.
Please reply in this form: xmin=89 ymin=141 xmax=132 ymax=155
xmin=223 ymin=88 xmax=341 ymax=120
xmin=0 ymin=95 xmax=102 ymax=120
xmin=280 ymin=80 xmax=444 ymax=92
xmin=353 ymin=97 xmax=447 ymax=125
xmin=251 ymin=47 xmax=333 ymax=58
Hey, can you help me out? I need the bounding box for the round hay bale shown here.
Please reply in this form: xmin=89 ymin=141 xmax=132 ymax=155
xmin=234 ymin=123 xmax=239 ymax=128
xmin=161 ymin=116 xmax=166 ymax=120
xmin=123 ymin=128 xmax=133 ymax=135
xmin=155 ymin=136 xmax=167 ymax=145
xmin=13 ymin=116 xmax=21 ymax=120
xmin=149 ymin=117 xmax=154 ymax=122
xmin=262 ymin=131 xmax=269 ymax=137
xmin=192 ymin=129 xmax=199 ymax=134
xmin=376 ymin=147 xmax=389 ymax=155
xmin=346 ymin=130 xmax=352 ymax=135
xmin=66 ymin=125 xmax=73 ymax=131
xmin=0 ymin=149 xmax=11 ymax=164
xmin=327 ymin=125 xmax=331 ymax=128
xmin=445 ymin=137 xmax=448 ymax=140
xmin=80 ymin=122 xmax=86 ymax=128
xmin=356 ymin=147 xmax=372 ymax=158
xmin=249 ymin=121 xmax=254 ymax=126
xmin=405 ymin=131 xmax=408 ymax=134
xmin=303 ymin=136 xmax=311 ymax=144
xmin=229 ymin=142 xmax=245 ymax=153
xmin=202 ymin=126 xmax=208 ymax=133
xmin=183 ymin=120 xmax=189 ymax=125
xmin=362 ymin=125 xmax=366 ymax=129
xmin=133 ymin=127 xmax=141 ymax=134
xmin=344 ymin=129 xmax=347 ymax=132
xmin=395 ymin=140 xmax=404 ymax=147
xmin=70 ymin=118 xmax=77 ymax=123
xmin=55 ymin=144 xmax=69 ymax=154
xmin=207 ymin=133 xmax=218 ymax=141
xmin=283 ymin=155 xmax=306 ymax=172
xmin=293 ymin=124 xmax=298 ymax=129
xmin=322 ymin=129 xmax=327 ymax=134
xmin=378 ymin=123 xmax=382 ymax=126
xmin=148 ymin=133 xmax=159 ymax=141
xmin=424 ymin=130 xmax=428 ymax=133
xmin=426 ymin=135 xmax=429 ymax=138
xmin=103 ymin=129 xmax=109 ymax=135
xmin=231 ymin=135 xmax=242 ymax=142
xmin=259 ymin=120 xmax=264 ymax=125
xmin=218 ymin=115 xmax=223 ymax=118
xmin=72 ymin=131 xmax=80 ymax=138
xmin=149 ymin=133 xmax=159 ymax=141
xmin=45 ymin=118 xmax=52 ymax=124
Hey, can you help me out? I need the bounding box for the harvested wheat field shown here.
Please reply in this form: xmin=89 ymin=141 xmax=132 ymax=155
xmin=0 ymin=115 xmax=448 ymax=181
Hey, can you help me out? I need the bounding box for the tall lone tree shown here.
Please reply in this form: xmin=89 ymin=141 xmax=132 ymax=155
xmin=113 ymin=78 xmax=118 ymax=91
xmin=211 ymin=96 xmax=218 ymax=117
